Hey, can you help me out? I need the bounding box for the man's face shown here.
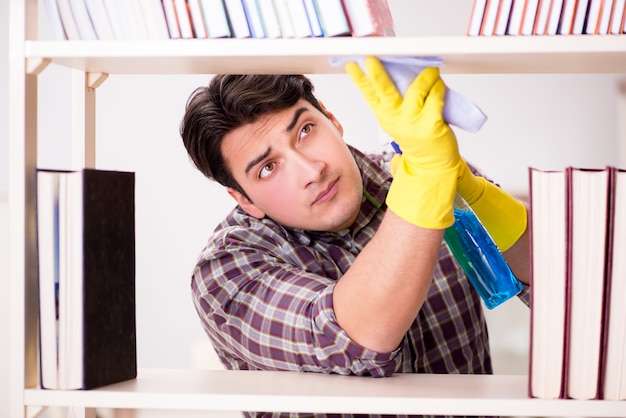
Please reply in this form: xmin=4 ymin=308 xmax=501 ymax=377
xmin=222 ymin=99 xmax=364 ymax=232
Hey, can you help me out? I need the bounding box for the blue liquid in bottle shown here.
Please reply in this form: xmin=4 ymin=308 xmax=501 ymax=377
xmin=444 ymin=197 xmax=522 ymax=309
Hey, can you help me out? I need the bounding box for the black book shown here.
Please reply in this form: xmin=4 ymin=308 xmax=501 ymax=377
xmin=37 ymin=168 xmax=137 ymax=390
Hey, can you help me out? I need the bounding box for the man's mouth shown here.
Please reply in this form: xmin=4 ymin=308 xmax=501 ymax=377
xmin=312 ymin=178 xmax=339 ymax=205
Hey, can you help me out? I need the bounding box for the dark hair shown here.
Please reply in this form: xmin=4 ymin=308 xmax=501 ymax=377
xmin=180 ymin=74 xmax=326 ymax=195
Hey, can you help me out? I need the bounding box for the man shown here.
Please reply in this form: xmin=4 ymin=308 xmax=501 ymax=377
xmin=180 ymin=57 xmax=530 ymax=417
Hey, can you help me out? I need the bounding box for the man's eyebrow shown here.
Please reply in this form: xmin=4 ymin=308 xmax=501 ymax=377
xmin=244 ymin=107 xmax=309 ymax=176
xmin=244 ymin=147 xmax=271 ymax=176
xmin=286 ymin=107 xmax=309 ymax=132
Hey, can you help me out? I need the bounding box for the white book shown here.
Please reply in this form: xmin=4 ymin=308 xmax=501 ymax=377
xmin=597 ymin=0 xmax=614 ymax=33
xmin=242 ymin=0 xmax=265 ymax=37
xmin=187 ymin=0 xmax=209 ymax=38
xmin=584 ymin=0 xmax=605 ymax=33
xmin=256 ymin=0 xmax=282 ymax=37
xmin=467 ymin=0 xmax=487 ymax=36
xmin=161 ymin=0 xmax=182 ymax=38
xmin=56 ymin=0 xmax=82 ymax=40
xmin=37 ymin=171 xmax=61 ymax=390
xmin=312 ymin=0 xmax=350 ymax=37
xmin=138 ymin=0 xmax=171 ymax=39
xmin=481 ymin=0 xmax=500 ymax=36
xmin=610 ymin=0 xmax=626 ymax=33
xmin=174 ymin=0 xmax=195 ymax=38
xmin=42 ymin=0 xmax=68 ymax=40
xmin=520 ymin=0 xmax=539 ymax=35
xmin=506 ymin=0 xmax=526 ymax=34
xmin=529 ymin=168 xmax=568 ymax=399
xmin=533 ymin=0 xmax=553 ymax=35
xmin=572 ymin=0 xmax=590 ymax=34
xmin=286 ymin=0 xmax=313 ymax=37
xmin=84 ymin=0 xmax=115 ymax=40
xmin=303 ymin=0 xmax=323 ymax=37
xmin=546 ymin=0 xmax=564 ymax=34
xmin=272 ymin=0 xmax=294 ymax=37
xmin=199 ymin=0 xmax=232 ymax=37
xmin=494 ymin=0 xmax=514 ymax=35
xmin=224 ymin=0 xmax=252 ymax=38
xmin=558 ymin=0 xmax=577 ymax=33
xmin=602 ymin=168 xmax=626 ymax=401
xmin=68 ymin=0 xmax=98 ymax=39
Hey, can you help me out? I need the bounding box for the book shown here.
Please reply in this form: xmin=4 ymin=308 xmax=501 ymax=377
xmin=187 ymin=0 xmax=209 ymax=38
xmin=241 ymin=0 xmax=266 ymax=37
xmin=224 ymin=0 xmax=252 ymax=38
xmin=584 ymin=0 xmax=606 ymax=33
xmin=533 ymin=0 xmax=553 ymax=35
xmin=545 ymin=0 xmax=564 ymax=34
xmin=558 ymin=0 xmax=578 ymax=33
xmin=600 ymin=167 xmax=626 ymax=400
xmin=312 ymin=0 xmax=351 ymax=37
xmin=84 ymin=0 xmax=115 ymax=40
xmin=174 ymin=0 xmax=195 ymax=38
xmin=286 ymin=0 xmax=314 ymax=37
xmin=257 ymin=0 xmax=282 ymax=38
xmin=273 ymin=0 xmax=295 ymax=37
xmin=506 ymin=0 xmax=527 ymax=34
xmin=565 ymin=167 xmax=610 ymax=400
xmin=494 ymin=0 xmax=514 ymax=35
xmin=572 ymin=0 xmax=591 ymax=34
xmin=199 ymin=0 xmax=232 ymax=37
xmin=597 ymin=0 xmax=614 ymax=33
xmin=520 ymin=0 xmax=540 ymax=35
xmin=162 ymin=0 xmax=182 ymax=38
xmin=56 ymin=0 xmax=82 ymax=40
xmin=139 ymin=0 xmax=171 ymax=39
xmin=467 ymin=0 xmax=487 ymax=35
xmin=528 ymin=168 xmax=569 ymax=399
xmin=303 ymin=0 xmax=324 ymax=37
xmin=42 ymin=0 xmax=68 ymax=40
xmin=610 ymin=0 xmax=626 ymax=33
xmin=68 ymin=0 xmax=98 ymax=40
xmin=37 ymin=169 xmax=136 ymax=390
xmin=481 ymin=0 xmax=501 ymax=36
xmin=341 ymin=0 xmax=395 ymax=36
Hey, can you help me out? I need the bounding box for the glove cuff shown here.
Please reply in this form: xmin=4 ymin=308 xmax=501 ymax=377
xmin=469 ymin=181 xmax=527 ymax=251
xmin=386 ymin=158 xmax=457 ymax=229
xmin=457 ymin=160 xmax=485 ymax=205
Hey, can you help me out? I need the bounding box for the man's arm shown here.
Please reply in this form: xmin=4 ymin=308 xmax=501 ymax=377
xmin=336 ymin=59 xmax=462 ymax=353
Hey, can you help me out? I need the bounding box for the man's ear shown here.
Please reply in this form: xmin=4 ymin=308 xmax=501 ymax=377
xmin=319 ymin=101 xmax=344 ymax=136
xmin=227 ymin=187 xmax=266 ymax=219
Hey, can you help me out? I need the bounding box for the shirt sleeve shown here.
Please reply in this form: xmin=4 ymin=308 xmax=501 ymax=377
xmin=191 ymin=225 xmax=401 ymax=377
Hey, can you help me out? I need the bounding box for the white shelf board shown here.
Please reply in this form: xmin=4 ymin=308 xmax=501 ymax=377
xmin=25 ymin=36 xmax=626 ymax=75
xmin=24 ymin=369 xmax=626 ymax=416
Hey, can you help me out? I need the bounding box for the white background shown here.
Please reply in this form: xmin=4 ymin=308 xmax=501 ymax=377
xmin=1 ymin=1 xmax=625 ymax=416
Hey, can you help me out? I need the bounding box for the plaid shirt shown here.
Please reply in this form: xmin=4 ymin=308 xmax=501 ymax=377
xmin=191 ymin=147 xmax=530 ymax=418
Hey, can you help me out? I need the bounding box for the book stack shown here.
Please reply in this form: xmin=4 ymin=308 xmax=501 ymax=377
xmin=43 ymin=0 xmax=395 ymax=41
xmin=36 ymin=168 xmax=137 ymax=390
xmin=529 ymin=166 xmax=626 ymax=401
xmin=467 ymin=0 xmax=626 ymax=36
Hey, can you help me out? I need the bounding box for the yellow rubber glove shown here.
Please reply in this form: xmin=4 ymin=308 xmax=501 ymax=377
xmin=346 ymin=57 xmax=461 ymax=229
xmin=457 ymin=160 xmax=527 ymax=251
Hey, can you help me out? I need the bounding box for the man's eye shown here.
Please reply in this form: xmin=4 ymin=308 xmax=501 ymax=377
xmin=301 ymin=123 xmax=313 ymax=137
xmin=259 ymin=162 xmax=276 ymax=179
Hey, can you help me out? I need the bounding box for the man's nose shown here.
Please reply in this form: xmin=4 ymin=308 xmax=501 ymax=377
xmin=292 ymin=151 xmax=325 ymax=186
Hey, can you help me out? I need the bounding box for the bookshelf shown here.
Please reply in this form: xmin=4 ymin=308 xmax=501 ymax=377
xmin=8 ymin=1 xmax=626 ymax=418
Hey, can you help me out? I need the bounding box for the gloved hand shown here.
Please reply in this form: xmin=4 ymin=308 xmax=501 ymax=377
xmin=345 ymin=57 xmax=460 ymax=229
xmin=456 ymin=161 xmax=527 ymax=251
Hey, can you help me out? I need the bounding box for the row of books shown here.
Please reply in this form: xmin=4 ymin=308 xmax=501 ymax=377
xmin=43 ymin=0 xmax=395 ymax=41
xmin=529 ymin=166 xmax=626 ymax=400
xmin=37 ymin=169 xmax=137 ymax=390
xmin=467 ymin=0 xmax=626 ymax=36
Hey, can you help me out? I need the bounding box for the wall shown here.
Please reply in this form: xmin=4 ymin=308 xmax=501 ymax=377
xmin=1 ymin=1 xmax=625 ymax=416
